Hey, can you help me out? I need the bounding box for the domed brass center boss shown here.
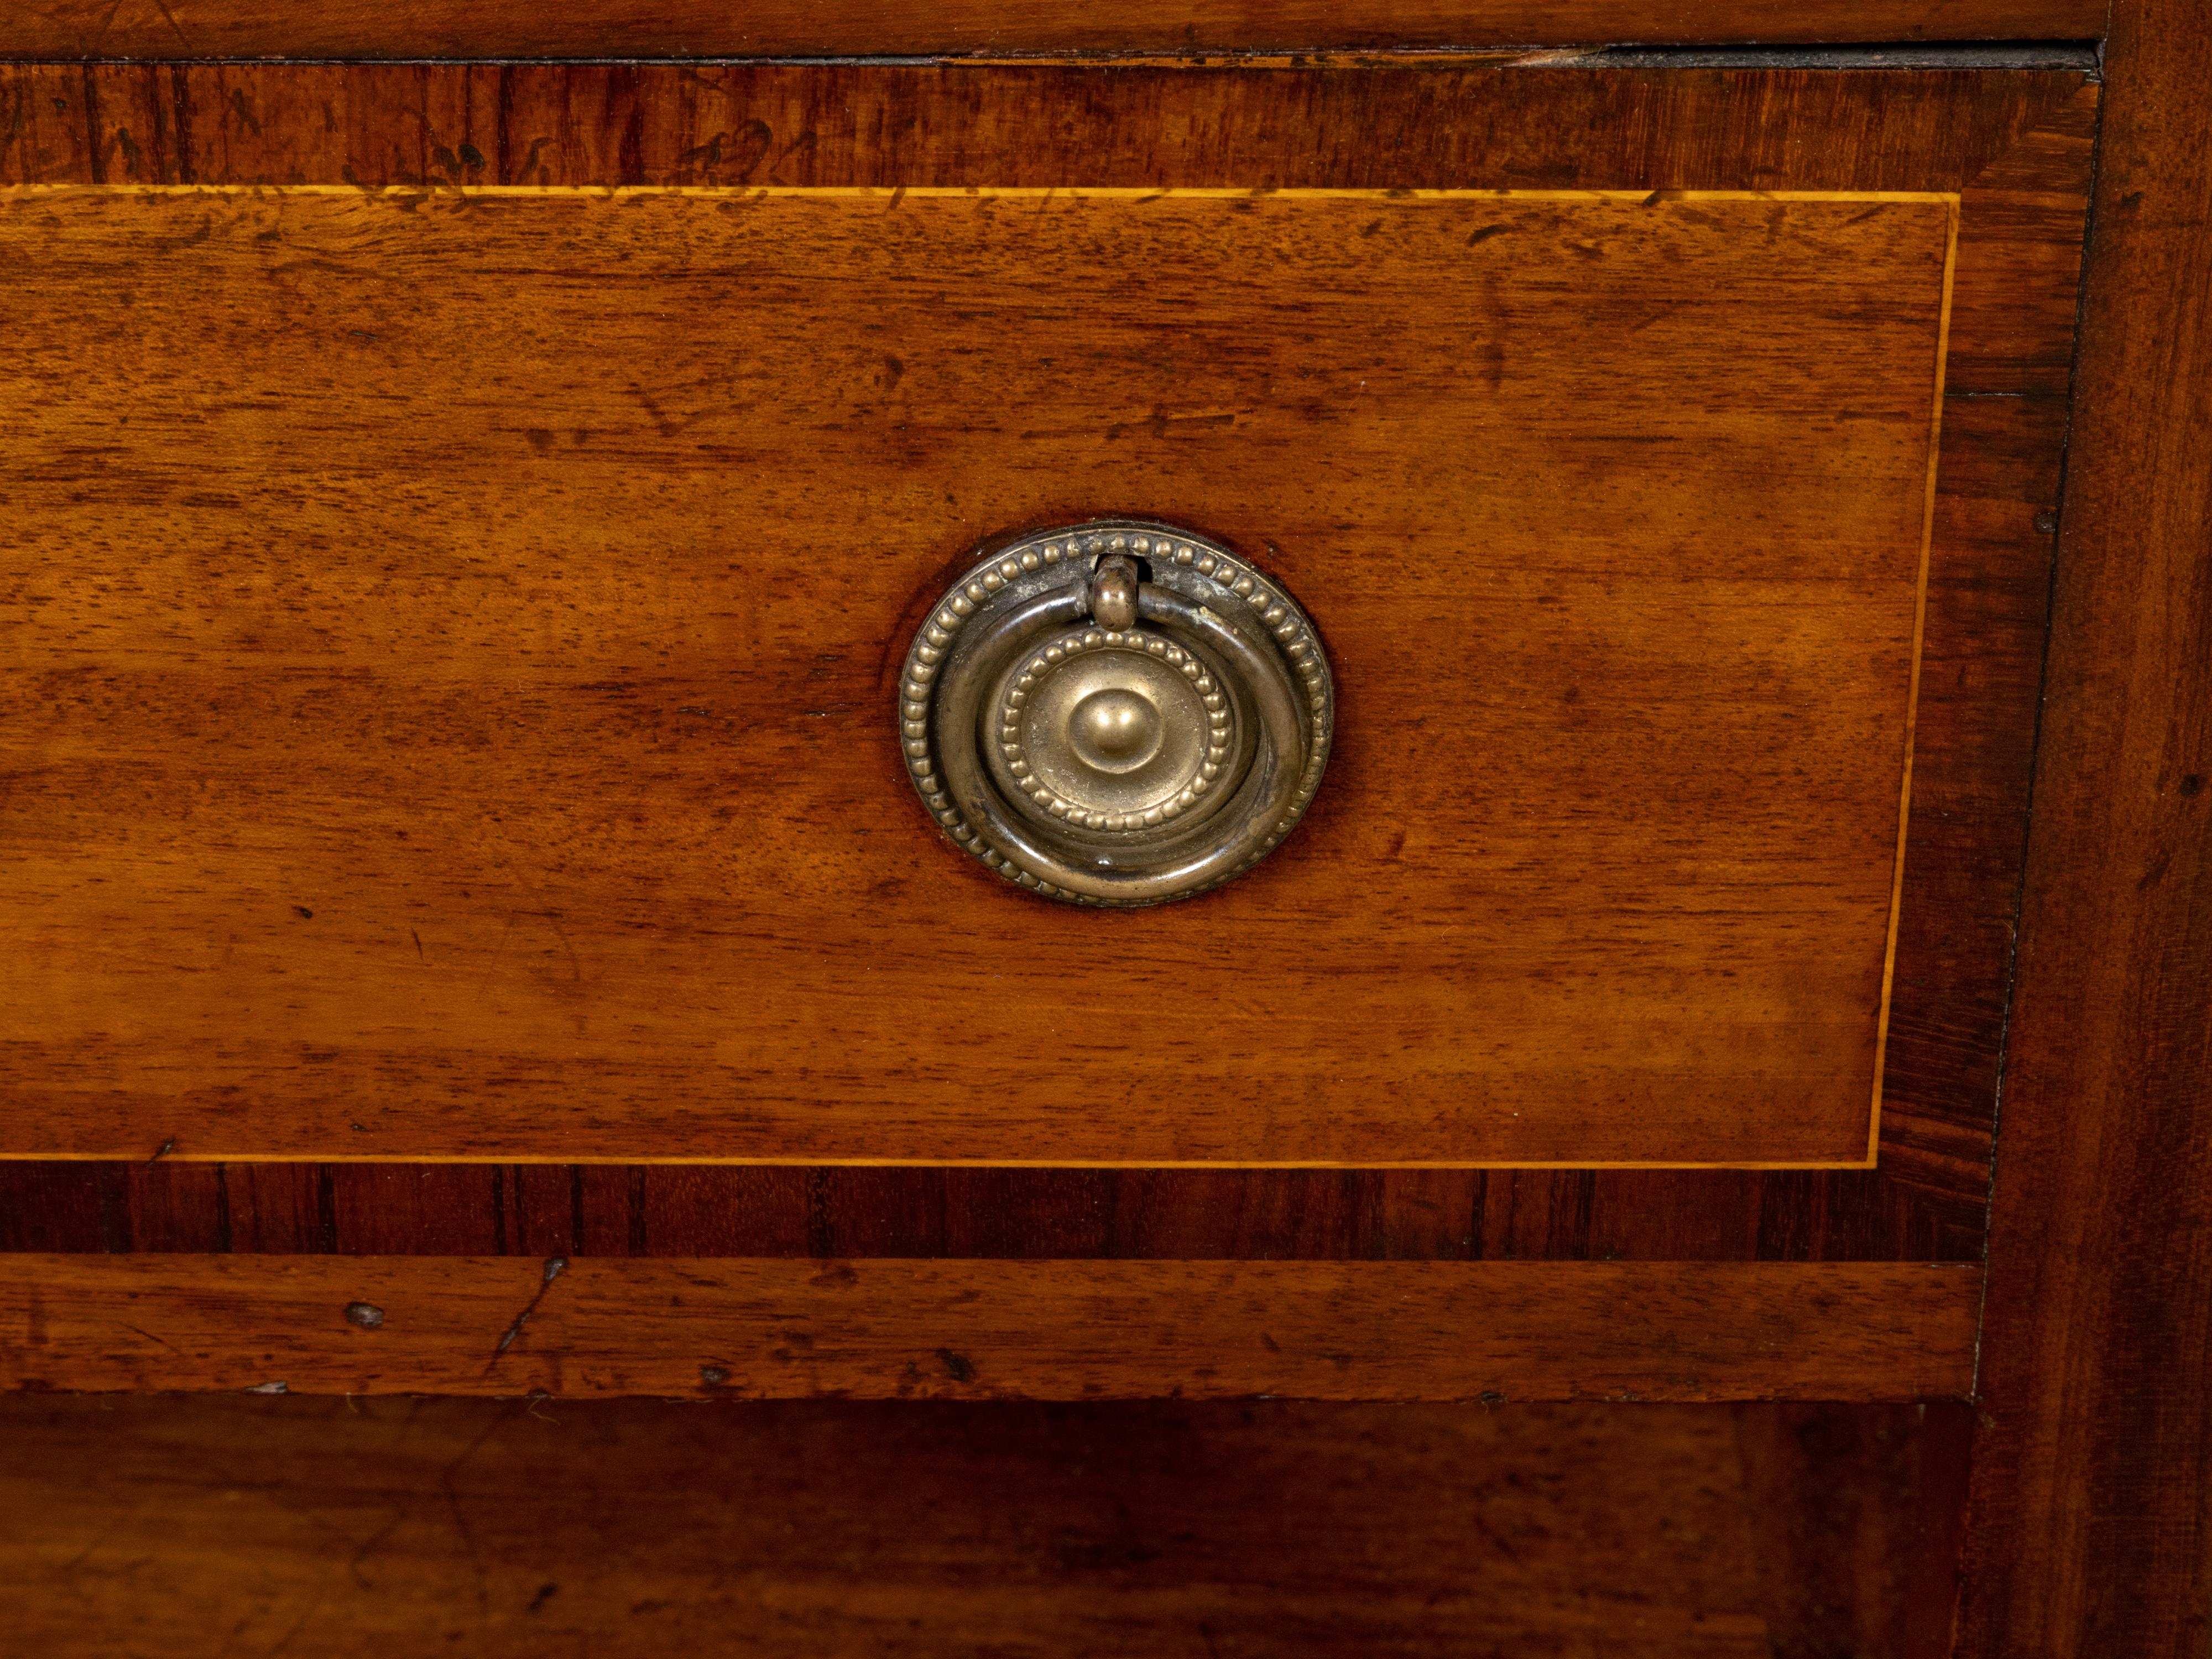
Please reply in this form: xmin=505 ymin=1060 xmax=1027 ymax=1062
xmin=1066 ymin=688 xmax=1161 ymax=771
xmin=899 ymin=520 xmax=1334 ymax=906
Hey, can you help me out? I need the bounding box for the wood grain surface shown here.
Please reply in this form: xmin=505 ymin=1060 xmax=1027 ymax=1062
xmin=0 ymin=1155 xmax=2027 ymax=1262
xmin=0 ymin=181 xmax=1954 ymax=1168
xmin=0 ymin=0 xmax=2114 ymax=62
xmin=0 ymin=64 xmax=2094 ymax=1256
xmin=0 ymin=1394 xmax=1971 ymax=1658
xmin=1952 ymin=2 xmax=2212 ymax=1655
xmin=0 ymin=1255 xmax=1979 ymax=1399
xmin=1738 ymin=1400 xmax=1976 ymax=1659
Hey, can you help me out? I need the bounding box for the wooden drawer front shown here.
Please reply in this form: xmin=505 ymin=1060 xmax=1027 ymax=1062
xmin=0 ymin=66 xmax=2090 ymax=1172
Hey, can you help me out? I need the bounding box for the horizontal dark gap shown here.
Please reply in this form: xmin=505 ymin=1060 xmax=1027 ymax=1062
xmin=15 ymin=41 xmax=2101 ymax=72
xmin=1547 ymin=40 xmax=2100 ymax=71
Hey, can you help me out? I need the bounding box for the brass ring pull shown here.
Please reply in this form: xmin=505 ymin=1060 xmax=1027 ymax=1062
xmin=900 ymin=520 xmax=1334 ymax=906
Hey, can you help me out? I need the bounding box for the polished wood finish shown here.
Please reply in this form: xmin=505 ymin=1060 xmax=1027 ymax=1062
xmin=0 ymin=1155 xmax=2023 ymax=1262
xmin=1 ymin=182 xmax=1953 ymax=1168
xmin=0 ymin=1393 xmax=1972 ymax=1657
xmin=0 ymin=62 xmax=2095 ymax=1255
xmin=0 ymin=1 xmax=2112 ymax=61
xmin=1952 ymin=3 xmax=2212 ymax=1655
xmin=0 ymin=44 xmax=2161 ymax=1647
xmin=1738 ymin=1401 xmax=1978 ymax=1659
xmin=0 ymin=1255 xmax=1978 ymax=1399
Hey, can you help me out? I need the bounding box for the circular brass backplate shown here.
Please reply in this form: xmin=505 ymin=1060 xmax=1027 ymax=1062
xmin=898 ymin=520 xmax=1334 ymax=906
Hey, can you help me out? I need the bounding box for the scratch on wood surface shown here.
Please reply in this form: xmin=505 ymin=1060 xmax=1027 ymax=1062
xmin=489 ymin=1256 xmax=568 ymax=1366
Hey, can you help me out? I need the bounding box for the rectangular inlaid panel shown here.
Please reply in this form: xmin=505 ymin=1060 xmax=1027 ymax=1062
xmin=0 ymin=184 xmax=1956 ymax=1166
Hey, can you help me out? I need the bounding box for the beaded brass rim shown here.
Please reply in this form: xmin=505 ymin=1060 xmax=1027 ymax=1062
xmin=994 ymin=629 xmax=1236 ymax=833
xmin=898 ymin=520 xmax=1334 ymax=906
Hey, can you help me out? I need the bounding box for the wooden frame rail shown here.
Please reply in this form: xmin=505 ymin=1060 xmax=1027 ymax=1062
xmin=0 ymin=1256 xmax=1978 ymax=1401
xmin=1953 ymin=1 xmax=2212 ymax=1654
xmin=0 ymin=2 xmax=2111 ymax=62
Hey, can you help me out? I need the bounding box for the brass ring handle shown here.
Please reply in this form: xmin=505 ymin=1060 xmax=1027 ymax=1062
xmin=900 ymin=520 xmax=1334 ymax=906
